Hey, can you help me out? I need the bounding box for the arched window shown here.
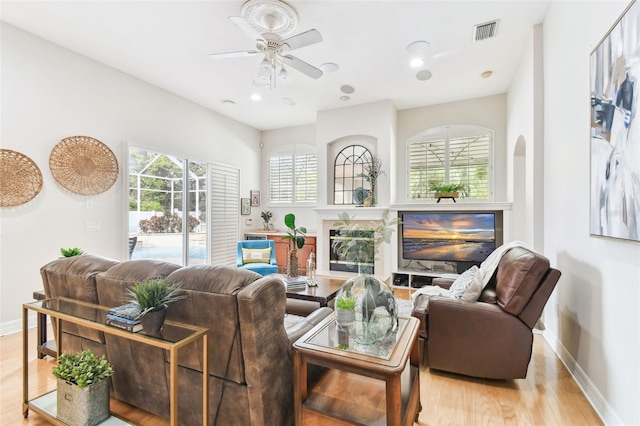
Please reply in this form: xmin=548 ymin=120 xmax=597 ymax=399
xmin=407 ymin=125 xmax=493 ymax=200
xmin=334 ymin=145 xmax=373 ymax=205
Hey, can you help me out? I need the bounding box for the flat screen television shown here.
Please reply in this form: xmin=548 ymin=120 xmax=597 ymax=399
xmin=399 ymin=211 xmax=503 ymax=272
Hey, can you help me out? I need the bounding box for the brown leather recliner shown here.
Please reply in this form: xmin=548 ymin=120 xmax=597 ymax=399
xmin=411 ymin=246 xmax=561 ymax=379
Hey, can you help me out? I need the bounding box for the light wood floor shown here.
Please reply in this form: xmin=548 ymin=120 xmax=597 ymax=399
xmin=2 ymin=320 xmax=602 ymax=425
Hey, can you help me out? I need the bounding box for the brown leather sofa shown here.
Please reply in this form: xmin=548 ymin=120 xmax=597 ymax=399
xmin=411 ymin=246 xmax=560 ymax=380
xmin=40 ymin=255 xmax=332 ymax=425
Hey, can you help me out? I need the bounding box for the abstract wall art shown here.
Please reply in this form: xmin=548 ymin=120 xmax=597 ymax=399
xmin=590 ymin=0 xmax=640 ymax=241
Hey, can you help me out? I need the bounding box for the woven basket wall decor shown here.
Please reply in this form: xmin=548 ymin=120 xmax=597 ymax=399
xmin=49 ymin=136 xmax=119 ymax=196
xmin=0 ymin=149 xmax=43 ymax=207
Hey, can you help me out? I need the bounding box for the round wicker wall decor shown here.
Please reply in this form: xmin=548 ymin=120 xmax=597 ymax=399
xmin=0 ymin=149 xmax=43 ymax=207
xmin=49 ymin=136 xmax=119 ymax=196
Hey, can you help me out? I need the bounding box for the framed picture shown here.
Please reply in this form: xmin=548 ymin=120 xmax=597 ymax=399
xmin=240 ymin=198 xmax=251 ymax=215
xmin=250 ymin=190 xmax=260 ymax=207
xmin=590 ymin=0 xmax=640 ymax=242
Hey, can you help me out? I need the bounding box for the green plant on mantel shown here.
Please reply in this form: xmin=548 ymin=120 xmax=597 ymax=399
xmin=52 ymin=349 xmax=113 ymax=388
xmin=429 ymin=182 xmax=467 ymax=197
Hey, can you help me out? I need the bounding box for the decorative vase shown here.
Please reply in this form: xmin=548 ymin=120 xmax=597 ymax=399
xmin=263 ymin=221 xmax=270 ymax=230
xmin=57 ymin=377 xmax=110 ymax=426
xmin=286 ymin=248 xmax=299 ymax=278
xmin=334 ymin=274 xmax=398 ymax=345
xmin=141 ymin=307 xmax=167 ymax=333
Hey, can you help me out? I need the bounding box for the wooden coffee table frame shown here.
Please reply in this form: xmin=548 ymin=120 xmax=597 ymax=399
xmin=293 ymin=314 xmax=421 ymax=426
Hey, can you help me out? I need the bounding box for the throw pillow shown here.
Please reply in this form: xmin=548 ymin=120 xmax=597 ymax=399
xmin=461 ymin=268 xmax=483 ymax=301
xmin=242 ymin=248 xmax=271 ymax=264
xmin=448 ymin=266 xmax=479 ymax=299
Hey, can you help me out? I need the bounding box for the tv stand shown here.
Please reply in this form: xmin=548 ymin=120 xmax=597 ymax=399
xmin=392 ymin=270 xmax=459 ymax=289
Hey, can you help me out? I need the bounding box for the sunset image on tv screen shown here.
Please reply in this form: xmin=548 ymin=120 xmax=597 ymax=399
xmin=402 ymin=213 xmax=496 ymax=262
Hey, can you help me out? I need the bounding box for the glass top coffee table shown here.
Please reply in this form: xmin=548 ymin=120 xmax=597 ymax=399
xmin=293 ymin=313 xmax=421 ymax=426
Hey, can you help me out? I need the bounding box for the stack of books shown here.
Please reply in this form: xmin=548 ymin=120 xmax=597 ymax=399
xmin=281 ymin=276 xmax=307 ymax=291
xmin=105 ymin=302 xmax=143 ymax=332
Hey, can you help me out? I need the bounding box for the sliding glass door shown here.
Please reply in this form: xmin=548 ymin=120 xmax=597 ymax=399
xmin=128 ymin=147 xmax=238 ymax=266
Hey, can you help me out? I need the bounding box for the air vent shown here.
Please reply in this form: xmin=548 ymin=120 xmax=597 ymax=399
xmin=473 ymin=20 xmax=499 ymax=42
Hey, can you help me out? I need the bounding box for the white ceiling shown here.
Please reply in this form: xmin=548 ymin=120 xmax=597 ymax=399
xmin=0 ymin=0 xmax=551 ymax=131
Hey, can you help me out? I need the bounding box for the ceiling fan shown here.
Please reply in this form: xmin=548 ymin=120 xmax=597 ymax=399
xmin=208 ymin=0 xmax=323 ymax=88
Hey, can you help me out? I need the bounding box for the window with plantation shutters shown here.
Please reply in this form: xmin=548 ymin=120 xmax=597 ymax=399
xmin=268 ymin=145 xmax=317 ymax=205
xmin=408 ymin=125 xmax=492 ymax=200
xmin=209 ymin=163 xmax=240 ymax=266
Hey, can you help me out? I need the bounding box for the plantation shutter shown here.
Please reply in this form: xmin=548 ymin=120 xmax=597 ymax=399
xmin=408 ymin=126 xmax=491 ymax=200
xmin=209 ymin=163 xmax=239 ymax=266
xmin=268 ymin=145 xmax=317 ymax=204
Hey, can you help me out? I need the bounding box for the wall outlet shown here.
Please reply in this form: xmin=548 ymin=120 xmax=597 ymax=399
xmin=86 ymin=221 xmax=101 ymax=232
xmin=85 ymin=198 xmax=95 ymax=209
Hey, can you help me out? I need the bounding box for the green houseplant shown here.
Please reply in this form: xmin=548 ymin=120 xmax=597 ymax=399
xmin=52 ymin=349 xmax=113 ymax=426
xmin=429 ymin=182 xmax=467 ymax=199
xmin=260 ymin=210 xmax=273 ymax=230
xmin=127 ymin=278 xmax=185 ymax=332
xmin=281 ymin=213 xmax=307 ymax=278
xmin=60 ymin=247 xmax=84 ymax=257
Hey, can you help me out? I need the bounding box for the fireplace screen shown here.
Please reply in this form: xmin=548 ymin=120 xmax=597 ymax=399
xmin=329 ymin=229 xmax=375 ymax=273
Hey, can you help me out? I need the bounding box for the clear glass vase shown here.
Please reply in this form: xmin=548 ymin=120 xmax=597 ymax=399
xmin=334 ymin=273 xmax=398 ymax=345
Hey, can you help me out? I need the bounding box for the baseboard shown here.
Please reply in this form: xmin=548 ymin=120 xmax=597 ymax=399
xmin=543 ymin=329 xmax=622 ymax=426
xmin=0 ymin=311 xmax=39 ymax=336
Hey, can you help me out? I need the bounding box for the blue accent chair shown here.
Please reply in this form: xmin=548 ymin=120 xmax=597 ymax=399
xmin=236 ymin=239 xmax=279 ymax=276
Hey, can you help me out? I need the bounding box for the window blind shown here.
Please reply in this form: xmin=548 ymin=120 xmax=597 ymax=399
xmin=209 ymin=163 xmax=240 ymax=266
xmin=268 ymin=145 xmax=317 ymax=204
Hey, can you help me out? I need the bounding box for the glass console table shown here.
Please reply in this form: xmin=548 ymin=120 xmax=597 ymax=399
xmin=23 ymin=297 xmax=209 ymax=426
xmin=293 ymin=314 xmax=421 ymax=426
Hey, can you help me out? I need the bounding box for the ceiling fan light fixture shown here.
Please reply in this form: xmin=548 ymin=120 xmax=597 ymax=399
xmin=258 ymin=57 xmax=272 ymax=74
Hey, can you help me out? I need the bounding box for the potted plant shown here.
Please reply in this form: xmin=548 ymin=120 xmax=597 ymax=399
xmin=260 ymin=210 xmax=273 ymax=230
xmin=52 ymin=349 xmax=113 ymax=426
xmin=127 ymin=278 xmax=185 ymax=332
xmin=358 ymin=155 xmax=385 ymax=206
xmin=281 ymin=213 xmax=307 ymax=278
xmin=335 ymin=294 xmax=357 ymax=325
xmin=60 ymin=247 xmax=84 ymax=257
xmin=429 ymin=182 xmax=467 ymax=200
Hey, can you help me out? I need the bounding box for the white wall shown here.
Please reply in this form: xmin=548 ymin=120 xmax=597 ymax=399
xmin=397 ymin=94 xmax=508 ymax=202
xmin=538 ymin=2 xmax=639 ymax=425
xmin=0 ymin=23 xmax=261 ymax=332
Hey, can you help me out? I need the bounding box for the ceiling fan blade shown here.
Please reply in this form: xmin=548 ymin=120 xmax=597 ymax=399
xmin=282 ymin=29 xmax=323 ymax=51
xmin=208 ymin=50 xmax=259 ymax=60
xmin=282 ymin=55 xmax=323 ymax=79
xmin=229 ymin=16 xmax=265 ymax=43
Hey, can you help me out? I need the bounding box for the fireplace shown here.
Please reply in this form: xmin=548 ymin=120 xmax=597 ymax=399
xmin=329 ymin=229 xmax=375 ymax=273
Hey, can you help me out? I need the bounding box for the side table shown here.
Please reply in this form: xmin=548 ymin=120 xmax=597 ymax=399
xmin=293 ymin=314 xmax=421 ymax=425
xmin=32 ymin=290 xmax=56 ymax=358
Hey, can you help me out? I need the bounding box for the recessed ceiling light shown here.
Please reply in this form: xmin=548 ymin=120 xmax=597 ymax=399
xmin=410 ymin=58 xmax=424 ymax=68
xmin=281 ymin=97 xmax=296 ymax=106
xmin=406 ymin=40 xmax=430 ymax=54
xmin=481 ymin=70 xmax=493 ymax=78
xmin=340 ymin=95 xmax=350 ymax=101
xmin=416 ymin=70 xmax=433 ymax=81
xmin=340 ymin=85 xmax=355 ymax=94
xmin=222 ymin=99 xmax=236 ymax=105
xmin=320 ymin=63 xmax=339 ymax=73
xmin=250 ymin=93 xmax=262 ymax=101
